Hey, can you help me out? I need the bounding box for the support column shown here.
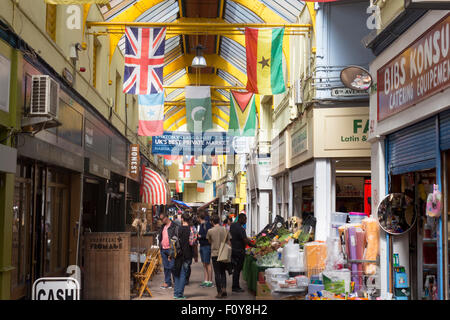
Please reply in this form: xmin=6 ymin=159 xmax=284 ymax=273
xmin=314 ymin=158 xmax=332 ymax=241
xmin=371 ymin=138 xmax=387 ymax=297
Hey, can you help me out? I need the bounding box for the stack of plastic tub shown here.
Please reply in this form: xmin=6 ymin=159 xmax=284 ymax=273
xmin=331 ymin=212 xmax=348 ymax=239
xmin=348 ymin=212 xmax=367 ymax=224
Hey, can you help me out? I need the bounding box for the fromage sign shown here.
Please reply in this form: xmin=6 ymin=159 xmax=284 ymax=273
xmin=377 ymin=14 xmax=450 ymax=121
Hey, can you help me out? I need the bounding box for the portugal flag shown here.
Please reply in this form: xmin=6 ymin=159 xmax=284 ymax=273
xmin=228 ymin=90 xmax=257 ymax=137
xmin=245 ymin=27 xmax=286 ymax=95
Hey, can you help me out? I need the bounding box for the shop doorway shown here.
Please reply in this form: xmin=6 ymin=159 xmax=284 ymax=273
xmin=293 ymin=179 xmax=314 ymax=222
xmin=390 ymin=169 xmax=437 ymax=300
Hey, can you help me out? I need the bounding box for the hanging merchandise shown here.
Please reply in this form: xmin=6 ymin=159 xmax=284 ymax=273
xmin=426 ymin=184 xmax=442 ymax=218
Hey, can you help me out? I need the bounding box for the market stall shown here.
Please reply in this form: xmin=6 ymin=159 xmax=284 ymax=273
xmin=244 ymin=212 xmax=381 ymax=300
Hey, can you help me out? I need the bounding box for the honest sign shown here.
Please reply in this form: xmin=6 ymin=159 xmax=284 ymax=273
xmin=32 ymin=278 xmax=80 ymax=300
xmin=378 ymin=13 xmax=450 ymax=121
xmin=129 ymin=144 xmax=140 ymax=180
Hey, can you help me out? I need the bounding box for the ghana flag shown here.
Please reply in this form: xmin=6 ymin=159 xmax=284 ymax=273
xmin=245 ymin=27 xmax=286 ymax=95
xmin=228 ymin=90 xmax=257 ymax=137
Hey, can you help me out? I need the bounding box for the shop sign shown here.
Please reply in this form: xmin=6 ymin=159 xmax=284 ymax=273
xmin=291 ymin=124 xmax=308 ymax=157
xmin=377 ymin=14 xmax=450 ymax=121
xmin=323 ymin=115 xmax=369 ymax=150
xmin=0 ymin=53 xmax=11 ymax=113
xmin=86 ymin=234 xmax=125 ymax=251
xmin=32 ymin=277 xmax=80 ymax=300
xmin=129 ymin=144 xmax=140 ymax=180
xmin=331 ymin=87 xmax=368 ymax=97
xmin=405 ymin=0 xmax=450 ymax=9
xmin=232 ymin=136 xmax=254 ymax=154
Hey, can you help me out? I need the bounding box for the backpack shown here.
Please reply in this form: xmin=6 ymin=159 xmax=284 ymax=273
xmin=169 ymin=225 xmax=181 ymax=259
xmin=189 ymin=226 xmax=198 ymax=246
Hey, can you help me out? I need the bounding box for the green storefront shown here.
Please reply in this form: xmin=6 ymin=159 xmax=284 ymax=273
xmin=0 ymin=33 xmax=21 ymax=300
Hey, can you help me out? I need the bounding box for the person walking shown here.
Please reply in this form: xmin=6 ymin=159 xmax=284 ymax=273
xmin=230 ymin=213 xmax=254 ymax=293
xmin=207 ymin=215 xmax=231 ymax=299
xmin=198 ymin=211 xmax=213 ymax=287
xmin=185 ymin=214 xmax=198 ymax=285
xmin=158 ymin=212 xmax=179 ymax=289
xmin=172 ymin=213 xmax=193 ymax=299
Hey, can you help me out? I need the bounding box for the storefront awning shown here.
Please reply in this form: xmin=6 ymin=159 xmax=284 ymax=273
xmin=172 ymin=199 xmax=191 ymax=209
xmin=198 ymin=197 xmax=219 ymax=211
xmin=141 ymin=166 xmax=170 ymax=205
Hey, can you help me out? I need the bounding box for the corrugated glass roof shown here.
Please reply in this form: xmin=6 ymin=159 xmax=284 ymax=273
xmin=224 ymin=0 xmax=265 ymax=24
xmin=219 ymin=37 xmax=246 ymax=74
xmin=258 ymin=0 xmax=305 ymax=23
xmin=166 ymin=88 xmax=184 ymax=101
xmin=217 ymin=69 xmax=244 ymax=87
xmin=164 ymin=68 xmax=187 ymax=85
xmin=217 ymin=89 xmax=230 ymax=100
xmin=117 ymin=0 xmax=179 ymax=54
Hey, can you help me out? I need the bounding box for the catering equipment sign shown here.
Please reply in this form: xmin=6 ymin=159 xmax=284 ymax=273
xmin=377 ymin=13 xmax=450 ymax=121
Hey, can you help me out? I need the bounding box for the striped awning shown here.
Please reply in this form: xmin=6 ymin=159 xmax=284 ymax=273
xmin=141 ymin=166 xmax=169 ymax=205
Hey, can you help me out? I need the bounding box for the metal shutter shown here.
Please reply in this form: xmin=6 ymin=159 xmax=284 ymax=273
xmin=387 ymin=116 xmax=436 ymax=175
xmin=439 ymin=109 xmax=450 ymax=151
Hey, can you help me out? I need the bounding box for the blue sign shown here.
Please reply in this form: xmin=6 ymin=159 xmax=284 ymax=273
xmin=152 ymin=132 xmax=235 ymax=156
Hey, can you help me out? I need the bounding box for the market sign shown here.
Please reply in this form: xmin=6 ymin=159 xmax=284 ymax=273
xmin=152 ymin=132 xmax=235 ymax=156
xmin=377 ymin=13 xmax=450 ymax=121
xmin=32 ymin=277 xmax=80 ymax=300
xmin=129 ymin=144 xmax=140 ymax=180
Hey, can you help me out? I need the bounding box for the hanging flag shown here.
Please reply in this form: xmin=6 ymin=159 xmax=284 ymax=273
xmin=123 ymin=27 xmax=166 ymax=95
xmin=202 ymin=163 xmax=212 ymax=181
xmin=206 ymin=155 xmax=219 ymax=166
xmin=179 ymin=163 xmax=190 ymax=179
xmin=142 ymin=166 xmax=167 ymax=205
xmin=245 ymin=27 xmax=285 ymax=95
xmin=164 ymin=159 xmax=173 ymax=166
xmin=228 ymin=90 xmax=257 ymax=136
xmin=138 ymin=92 xmax=164 ymax=136
xmin=197 ymin=181 xmax=205 ymax=193
xmin=213 ymin=181 xmax=216 ymax=198
xmin=183 ymin=155 xmax=195 ymax=166
xmin=176 ymin=180 xmax=184 ymax=193
xmin=185 ymin=86 xmax=213 ymax=133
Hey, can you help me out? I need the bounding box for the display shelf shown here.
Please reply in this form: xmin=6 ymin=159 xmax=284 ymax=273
xmin=422 ymin=238 xmax=437 ymax=243
xmin=423 ymin=264 xmax=437 ymax=269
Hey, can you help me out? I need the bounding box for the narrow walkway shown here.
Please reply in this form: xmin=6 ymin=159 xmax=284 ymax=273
xmin=133 ymin=260 xmax=255 ymax=300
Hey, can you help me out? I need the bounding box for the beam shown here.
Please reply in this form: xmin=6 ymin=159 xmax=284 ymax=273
xmin=88 ymin=21 xmax=312 ymax=29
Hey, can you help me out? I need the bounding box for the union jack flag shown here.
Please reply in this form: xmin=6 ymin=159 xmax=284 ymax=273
xmin=123 ymin=27 xmax=166 ymax=95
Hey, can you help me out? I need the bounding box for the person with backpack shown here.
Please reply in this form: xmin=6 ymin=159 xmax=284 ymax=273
xmin=158 ymin=212 xmax=179 ymax=289
xmin=172 ymin=213 xmax=193 ymax=299
xmin=198 ymin=211 xmax=213 ymax=287
xmin=207 ymin=215 xmax=231 ymax=299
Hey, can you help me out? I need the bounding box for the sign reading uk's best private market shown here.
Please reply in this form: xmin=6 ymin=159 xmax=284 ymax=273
xmin=377 ymin=13 xmax=450 ymax=121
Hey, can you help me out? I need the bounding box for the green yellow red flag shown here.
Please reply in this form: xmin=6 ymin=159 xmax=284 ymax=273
xmin=245 ymin=27 xmax=286 ymax=95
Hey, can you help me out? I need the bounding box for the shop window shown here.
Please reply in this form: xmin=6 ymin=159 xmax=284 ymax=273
xmin=336 ymin=176 xmax=367 ymax=213
xmin=46 ymin=4 xmax=57 ymax=42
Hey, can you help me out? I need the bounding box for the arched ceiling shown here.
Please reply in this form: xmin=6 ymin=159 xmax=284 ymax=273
xmin=97 ymin=0 xmax=307 ymax=131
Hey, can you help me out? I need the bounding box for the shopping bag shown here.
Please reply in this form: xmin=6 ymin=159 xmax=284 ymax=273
xmin=217 ymin=230 xmax=231 ymax=263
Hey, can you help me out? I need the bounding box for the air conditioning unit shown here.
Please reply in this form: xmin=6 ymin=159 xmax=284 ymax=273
xmin=294 ymin=79 xmax=303 ymax=105
xmin=30 ymin=75 xmax=59 ymax=117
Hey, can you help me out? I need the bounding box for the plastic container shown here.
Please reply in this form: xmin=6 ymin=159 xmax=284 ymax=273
xmin=348 ymin=212 xmax=367 ymax=224
xmin=331 ymin=212 xmax=348 ymax=224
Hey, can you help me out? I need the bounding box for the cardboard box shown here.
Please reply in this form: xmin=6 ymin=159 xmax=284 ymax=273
xmin=256 ymin=282 xmax=273 ymax=300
